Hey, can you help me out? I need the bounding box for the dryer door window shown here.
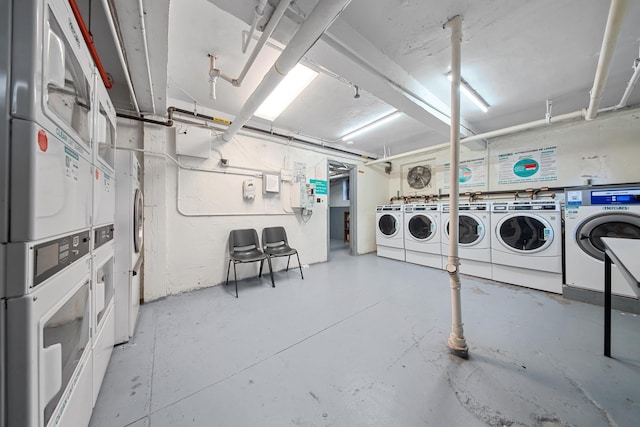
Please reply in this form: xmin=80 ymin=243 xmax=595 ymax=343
xmin=133 ymin=189 xmax=144 ymax=253
xmin=446 ymin=214 xmax=484 ymax=245
xmin=498 ymin=214 xmax=553 ymax=252
xmin=378 ymin=214 xmax=398 ymax=237
xmin=576 ymin=213 xmax=640 ymax=260
xmin=408 ymin=215 xmax=434 ymax=241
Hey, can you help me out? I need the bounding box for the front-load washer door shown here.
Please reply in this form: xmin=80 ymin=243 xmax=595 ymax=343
xmin=378 ymin=214 xmax=399 ymax=238
xmin=496 ymin=213 xmax=553 ymax=253
xmin=446 ymin=214 xmax=484 ymax=246
xmin=575 ymin=213 xmax=640 ymax=260
xmin=408 ymin=214 xmax=436 ymax=242
xmin=133 ymin=189 xmax=143 ymax=253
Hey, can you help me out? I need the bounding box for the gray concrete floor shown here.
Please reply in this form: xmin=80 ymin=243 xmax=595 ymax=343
xmin=90 ymin=247 xmax=640 ymax=427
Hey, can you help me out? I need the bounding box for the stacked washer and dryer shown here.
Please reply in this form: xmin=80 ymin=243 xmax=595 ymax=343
xmin=0 ymin=1 xmax=129 ymax=425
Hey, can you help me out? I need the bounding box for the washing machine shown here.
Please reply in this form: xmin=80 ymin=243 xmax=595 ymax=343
xmin=376 ymin=204 xmax=405 ymax=261
xmin=4 ymin=229 xmax=94 ymax=427
xmin=114 ymin=151 xmax=144 ymax=344
xmin=491 ymin=200 xmax=562 ymax=293
xmin=1 ymin=0 xmax=95 ymax=243
xmin=564 ymin=185 xmax=640 ymax=298
xmin=441 ymin=202 xmax=492 ymax=279
xmin=404 ymin=203 xmax=442 ymax=269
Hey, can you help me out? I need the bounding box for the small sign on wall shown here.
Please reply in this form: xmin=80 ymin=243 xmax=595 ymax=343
xmin=497 ymin=146 xmax=558 ymax=185
xmin=309 ymin=179 xmax=327 ymax=195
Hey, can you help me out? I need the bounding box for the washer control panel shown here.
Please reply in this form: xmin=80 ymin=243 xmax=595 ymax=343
xmin=33 ymin=229 xmax=91 ymax=286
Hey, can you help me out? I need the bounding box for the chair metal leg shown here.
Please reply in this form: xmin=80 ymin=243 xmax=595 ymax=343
xmin=259 ymin=259 xmax=264 ymax=278
xmin=286 ymin=256 xmax=291 ymax=272
xmin=226 ymin=260 xmax=231 ymax=286
xmin=296 ymin=252 xmax=304 ymax=279
xmin=233 ymin=262 xmax=238 ymax=298
xmin=266 ymin=256 xmax=275 ymax=287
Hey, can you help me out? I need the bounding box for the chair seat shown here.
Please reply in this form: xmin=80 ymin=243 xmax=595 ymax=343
xmin=264 ymin=245 xmax=297 ymax=257
xmin=231 ymin=249 xmax=267 ymax=262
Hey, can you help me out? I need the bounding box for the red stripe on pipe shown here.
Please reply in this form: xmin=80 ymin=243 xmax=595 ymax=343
xmin=68 ymin=0 xmax=113 ymax=89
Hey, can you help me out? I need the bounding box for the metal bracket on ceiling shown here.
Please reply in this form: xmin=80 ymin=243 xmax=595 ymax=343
xmin=545 ymin=100 xmax=552 ymax=124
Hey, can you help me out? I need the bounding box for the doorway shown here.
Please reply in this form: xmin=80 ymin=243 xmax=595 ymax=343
xmin=328 ymin=160 xmax=356 ymax=259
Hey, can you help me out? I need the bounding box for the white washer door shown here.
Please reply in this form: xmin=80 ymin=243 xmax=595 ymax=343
xmin=575 ymin=212 xmax=640 ymax=260
xmin=445 ymin=213 xmax=485 ymax=246
xmin=378 ymin=213 xmax=399 ymax=238
xmin=133 ymin=189 xmax=143 ymax=253
xmin=407 ymin=214 xmax=437 ymax=242
xmin=496 ymin=213 xmax=553 ymax=253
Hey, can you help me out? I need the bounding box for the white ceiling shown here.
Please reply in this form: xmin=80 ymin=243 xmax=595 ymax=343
xmin=89 ymin=0 xmax=640 ymax=159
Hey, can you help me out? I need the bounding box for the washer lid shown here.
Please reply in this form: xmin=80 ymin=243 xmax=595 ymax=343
xmin=408 ymin=214 xmax=436 ymax=241
xmin=497 ymin=213 xmax=553 ymax=253
xmin=576 ymin=213 xmax=640 ymax=260
xmin=445 ymin=214 xmax=484 ymax=246
xmin=378 ymin=213 xmax=399 ymax=237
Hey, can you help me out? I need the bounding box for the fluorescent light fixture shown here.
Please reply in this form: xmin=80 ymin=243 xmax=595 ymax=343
xmin=254 ymin=64 xmax=318 ymax=121
xmin=446 ymin=73 xmax=490 ymax=113
xmin=341 ymin=111 xmax=402 ymax=141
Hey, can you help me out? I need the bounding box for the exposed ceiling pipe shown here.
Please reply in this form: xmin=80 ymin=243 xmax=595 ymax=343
xmin=602 ymin=44 xmax=640 ymax=112
xmin=242 ymin=0 xmax=268 ymax=54
xmin=137 ymin=0 xmax=156 ymax=114
xmin=213 ymin=0 xmax=292 ymax=87
xmin=222 ymin=0 xmax=353 ymax=142
xmin=100 ymin=0 xmax=141 ymax=114
xmin=364 ymin=109 xmax=585 ymax=166
xmin=444 ymin=15 xmax=468 ymax=360
xmin=68 ymin=0 xmax=112 ymax=89
xmin=585 ymin=0 xmax=629 ymax=120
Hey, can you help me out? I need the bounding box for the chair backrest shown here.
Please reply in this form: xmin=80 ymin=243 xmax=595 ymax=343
xmin=262 ymin=226 xmax=288 ymax=249
xmin=229 ymin=229 xmax=260 ymax=254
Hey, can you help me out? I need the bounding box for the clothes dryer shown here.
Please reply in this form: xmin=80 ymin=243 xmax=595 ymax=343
xmin=91 ymin=229 xmax=115 ymax=406
xmin=5 ymin=233 xmax=93 ymax=427
xmin=2 ymin=0 xmax=95 ymax=242
xmin=564 ymin=186 xmax=640 ymax=298
xmin=491 ymin=200 xmax=562 ymax=293
xmin=92 ymin=81 xmax=117 ymax=229
xmin=404 ymin=203 xmax=442 ymax=269
xmin=441 ymin=202 xmax=492 ymax=279
xmin=114 ymin=151 xmax=143 ymax=344
xmin=376 ymin=205 xmax=405 ymax=261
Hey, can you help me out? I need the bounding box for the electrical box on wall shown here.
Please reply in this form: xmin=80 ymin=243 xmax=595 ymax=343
xmin=290 ymin=181 xmax=315 ymax=209
xmin=176 ymin=127 xmax=211 ymax=159
xmin=263 ymin=173 xmax=280 ymax=194
xmin=243 ymin=180 xmax=256 ymax=200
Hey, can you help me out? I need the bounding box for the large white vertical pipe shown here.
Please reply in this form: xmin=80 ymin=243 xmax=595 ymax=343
xmin=444 ymin=15 xmax=468 ymax=359
xmin=222 ymin=0 xmax=352 ymax=141
xmin=586 ymin=0 xmax=629 ymax=120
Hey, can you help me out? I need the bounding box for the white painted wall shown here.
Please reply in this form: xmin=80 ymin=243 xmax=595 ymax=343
xmin=329 ymin=180 xmax=350 ymax=207
xmin=388 ymin=108 xmax=640 ymax=198
xmin=122 ymin=108 xmax=384 ymax=300
xmin=355 ymin=165 xmax=389 ymax=255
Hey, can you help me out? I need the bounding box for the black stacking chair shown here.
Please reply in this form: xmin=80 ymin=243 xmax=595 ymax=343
xmin=226 ymin=228 xmax=275 ymax=298
xmin=262 ymin=226 xmax=304 ymax=279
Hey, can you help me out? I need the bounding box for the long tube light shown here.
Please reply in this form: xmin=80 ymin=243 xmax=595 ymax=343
xmin=446 ymin=73 xmax=489 ymax=113
xmin=254 ymin=63 xmax=319 ymax=121
xmin=341 ymin=111 xmax=402 ymax=141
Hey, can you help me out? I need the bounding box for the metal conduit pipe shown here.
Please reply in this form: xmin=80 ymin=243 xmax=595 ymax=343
xmin=242 ymin=0 xmax=268 ymax=54
xmin=137 ymin=0 xmax=156 ymax=114
xmin=100 ymin=0 xmax=141 ymax=114
xmin=364 ymin=109 xmax=586 ymax=166
xmin=444 ymin=15 xmax=468 ymax=360
xmin=215 ymin=0 xmax=292 ymax=87
xmin=586 ymin=0 xmax=629 ymax=120
xmin=222 ymin=0 xmax=353 ymax=142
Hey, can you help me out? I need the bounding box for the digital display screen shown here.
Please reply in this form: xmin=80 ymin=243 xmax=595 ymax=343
xmin=36 ymin=243 xmax=59 ymax=276
xmin=591 ymin=189 xmax=640 ymax=205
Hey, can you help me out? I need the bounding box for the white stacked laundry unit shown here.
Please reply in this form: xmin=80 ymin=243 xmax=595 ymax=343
xmin=0 ymin=0 xmax=115 ymax=425
xmin=441 ymin=202 xmax=492 ymax=279
xmin=90 ymin=81 xmax=117 ymax=406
